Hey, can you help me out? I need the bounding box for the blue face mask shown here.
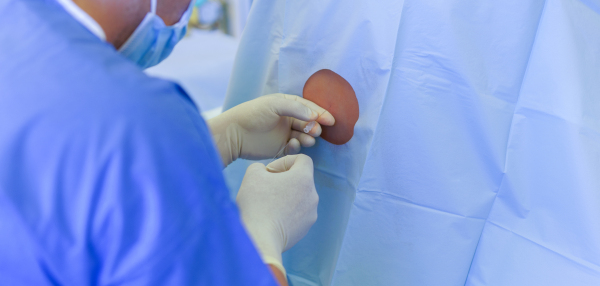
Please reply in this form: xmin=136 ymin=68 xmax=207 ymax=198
xmin=118 ymin=0 xmax=195 ymax=69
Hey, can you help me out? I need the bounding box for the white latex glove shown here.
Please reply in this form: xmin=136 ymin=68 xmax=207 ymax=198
xmin=236 ymin=154 xmax=319 ymax=277
xmin=208 ymin=93 xmax=335 ymax=166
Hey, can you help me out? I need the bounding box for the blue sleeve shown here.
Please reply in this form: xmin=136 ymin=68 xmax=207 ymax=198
xmin=0 ymin=0 xmax=278 ymax=282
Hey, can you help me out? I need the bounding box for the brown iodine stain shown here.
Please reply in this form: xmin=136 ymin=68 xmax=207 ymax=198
xmin=303 ymin=69 xmax=359 ymax=145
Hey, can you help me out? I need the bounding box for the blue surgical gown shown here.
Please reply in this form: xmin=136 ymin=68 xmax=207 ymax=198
xmin=0 ymin=0 xmax=276 ymax=285
xmin=223 ymin=0 xmax=600 ymax=285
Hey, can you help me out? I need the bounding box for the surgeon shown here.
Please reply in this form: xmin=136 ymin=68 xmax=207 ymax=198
xmin=0 ymin=0 xmax=335 ymax=285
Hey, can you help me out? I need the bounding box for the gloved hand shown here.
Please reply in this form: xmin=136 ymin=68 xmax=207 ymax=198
xmin=236 ymin=154 xmax=319 ymax=277
xmin=208 ymin=93 xmax=335 ymax=166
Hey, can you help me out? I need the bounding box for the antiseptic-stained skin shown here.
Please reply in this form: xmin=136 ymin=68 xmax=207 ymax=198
xmin=303 ymin=69 xmax=359 ymax=145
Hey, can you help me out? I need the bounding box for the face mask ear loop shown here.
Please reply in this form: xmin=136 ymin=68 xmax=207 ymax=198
xmin=151 ymin=0 xmax=158 ymax=14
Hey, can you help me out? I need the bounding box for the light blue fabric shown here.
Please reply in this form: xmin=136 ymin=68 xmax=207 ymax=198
xmin=0 ymin=0 xmax=276 ymax=285
xmin=118 ymin=0 xmax=194 ymax=69
xmin=223 ymin=0 xmax=600 ymax=285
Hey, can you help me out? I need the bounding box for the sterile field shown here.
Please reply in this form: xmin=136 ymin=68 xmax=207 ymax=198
xmin=223 ymin=0 xmax=600 ymax=285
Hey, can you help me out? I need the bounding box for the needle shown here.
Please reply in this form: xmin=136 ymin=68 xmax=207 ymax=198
xmin=271 ymin=111 xmax=326 ymax=164
xmin=269 ymin=141 xmax=291 ymax=164
xmin=303 ymin=109 xmax=327 ymax=134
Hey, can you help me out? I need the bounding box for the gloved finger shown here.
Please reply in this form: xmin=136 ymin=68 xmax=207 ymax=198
xmin=276 ymin=93 xmax=335 ymax=126
xmin=266 ymin=154 xmax=301 ymax=173
xmin=269 ymin=96 xmax=317 ymax=122
xmin=292 ymin=118 xmax=322 ymax=137
xmin=284 ymin=138 xmax=301 ymax=155
xmin=290 ymin=130 xmax=316 ymax=147
xmin=287 ymin=153 xmax=314 ymax=176
xmin=246 ymin=162 xmax=267 ymax=173
xmin=266 ymin=153 xmax=314 ymax=174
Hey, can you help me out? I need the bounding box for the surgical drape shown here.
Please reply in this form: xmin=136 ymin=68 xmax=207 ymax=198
xmin=223 ymin=0 xmax=600 ymax=285
xmin=0 ymin=0 xmax=276 ymax=285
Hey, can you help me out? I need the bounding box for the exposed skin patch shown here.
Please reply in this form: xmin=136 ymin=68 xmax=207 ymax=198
xmin=303 ymin=69 xmax=359 ymax=145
